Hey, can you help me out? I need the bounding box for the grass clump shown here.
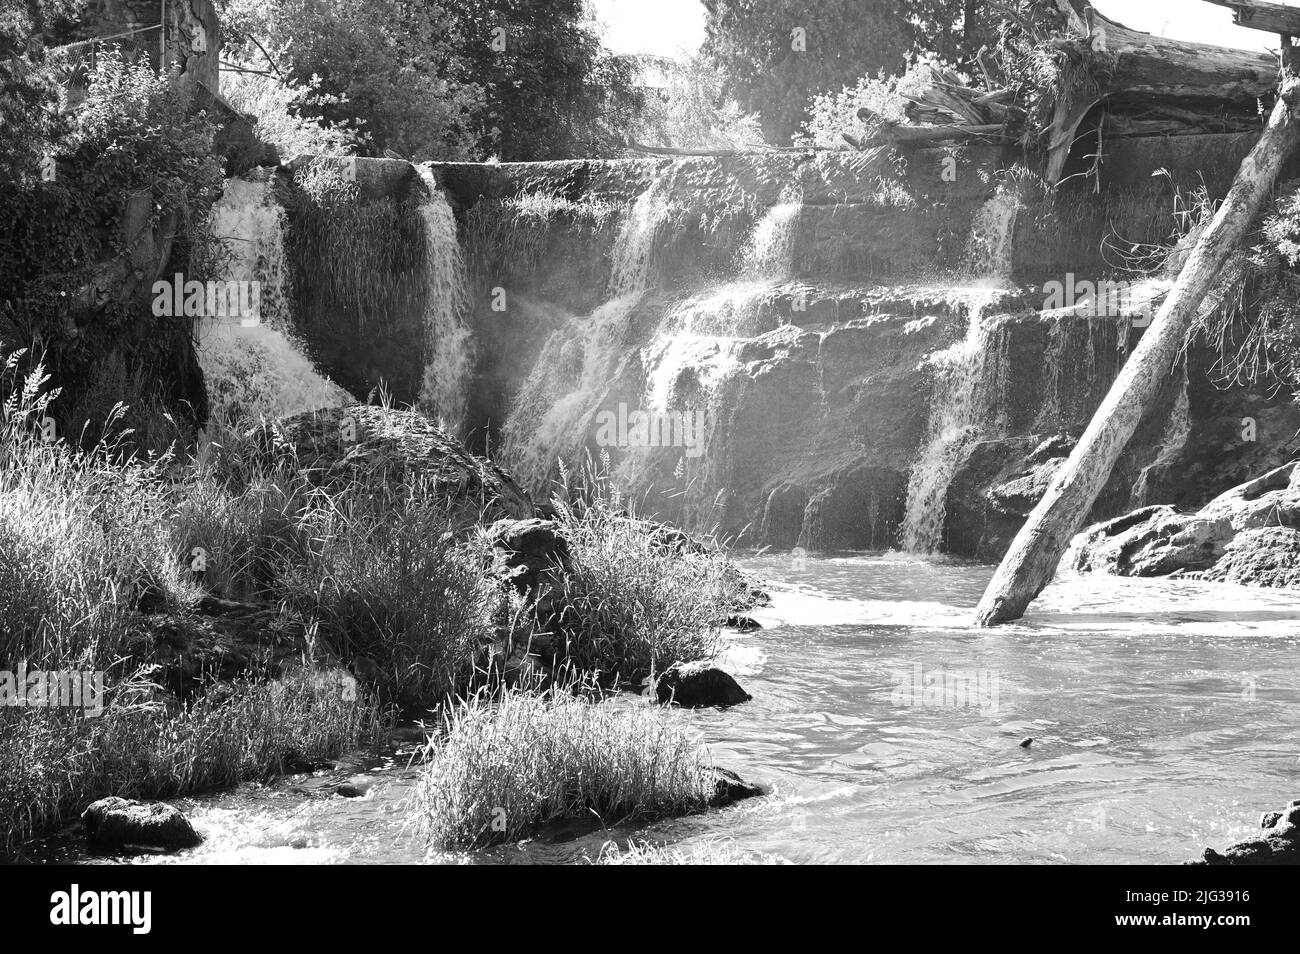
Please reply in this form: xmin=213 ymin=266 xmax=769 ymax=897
xmin=412 ymin=686 xmax=716 ymax=849
xmin=277 ymin=492 xmax=496 ymax=708
xmin=535 ymin=462 xmax=751 ymax=685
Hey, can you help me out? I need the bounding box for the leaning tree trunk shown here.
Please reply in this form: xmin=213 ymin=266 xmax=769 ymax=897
xmin=973 ymin=40 xmax=1300 ymax=626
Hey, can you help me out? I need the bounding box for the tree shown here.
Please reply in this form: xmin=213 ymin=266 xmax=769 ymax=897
xmin=702 ymin=0 xmax=1001 ymax=145
xmin=221 ymin=0 xmax=485 ymax=160
xmin=441 ymin=0 xmax=643 ymax=160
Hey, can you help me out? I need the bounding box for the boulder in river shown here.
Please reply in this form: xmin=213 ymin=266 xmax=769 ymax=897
xmin=709 ymin=767 xmax=765 ymax=807
xmin=655 ymin=661 xmax=751 ymax=708
xmin=82 ymin=797 xmax=203 ymax=852
xmin=1193 ymin=799 xmax=1300 ymax=865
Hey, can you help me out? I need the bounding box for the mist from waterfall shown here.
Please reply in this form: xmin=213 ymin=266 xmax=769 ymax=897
xmin=200 ymin=177 xmax=348 ymax=423
xmin=415 ymin=172 xmax=473 ymax=434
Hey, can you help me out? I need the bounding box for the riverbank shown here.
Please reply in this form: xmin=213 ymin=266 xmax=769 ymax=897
xmin=0 ymin=368 xmax=761 ymax=854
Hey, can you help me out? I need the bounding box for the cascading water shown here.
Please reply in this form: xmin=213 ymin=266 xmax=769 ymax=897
xmin=609 ymin=181 xmax=671 ymax=297
xmin=742 ymin=193 xmax=802 ymax=279
xmin=415 ymin=171 xmax=473 ymax=434
xmin=901 ymin=295 xmax=1011 ymax=553
xmin=900 ymin=182 xmax=1027 ymax=553
xmin=965 ymin=183 xmax=1022 ymax=287
xmin=200 ymin=176 xmax=348 ymax=422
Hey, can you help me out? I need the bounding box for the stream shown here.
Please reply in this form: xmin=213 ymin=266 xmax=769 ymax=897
xmin=16 ymin=552 xmax=1300 ymax=865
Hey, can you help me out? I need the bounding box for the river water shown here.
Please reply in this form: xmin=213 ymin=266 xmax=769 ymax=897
xmin=20 ymin=553 xmax=1300 ymax=865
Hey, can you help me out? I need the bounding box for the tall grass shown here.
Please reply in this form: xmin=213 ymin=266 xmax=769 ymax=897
xmin=277 ymin=492 xmax=497 ymax=707
xmin=535 ymin=459 xmax=749 ymax=684
xmin=411 ymin=685 xmax=717 ymax=849
xmin=0 ymin=671 xmax=377 ymax=853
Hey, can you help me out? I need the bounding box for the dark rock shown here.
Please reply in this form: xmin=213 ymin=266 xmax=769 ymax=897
xmin=1019 ymin=737 xmax=1033 ymax=748
xmin=725 ymin=615 xmax=762 ymax=631
xmin=82 ymin=797 xmax=203 ymax=852
xmin=336 ymin=777 xmax=376 ymax=798
xmin=709 ymin=767 xmax=765 ymax=808
xmin=1191 ymin=796 xmax=1300 ymax=865
xmin=487 ymin=518 xmax=573 ymax=593
xmin=656 ymin=661 xmax=751 ymax=708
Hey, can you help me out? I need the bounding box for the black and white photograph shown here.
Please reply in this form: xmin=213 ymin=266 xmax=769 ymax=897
xmin=0 ymin=0 xmax=1296 ymax=913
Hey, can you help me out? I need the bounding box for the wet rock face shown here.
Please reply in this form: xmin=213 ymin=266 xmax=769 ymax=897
xmin=1194 ymin=798 xmax=1300 ymax=865
xmin=82 ymin=797 xmax=203 ymax=852
xmin=1068 ymin=462 xmax=1300 ymax=586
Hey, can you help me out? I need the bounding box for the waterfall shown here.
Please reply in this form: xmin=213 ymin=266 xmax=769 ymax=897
xmin=901 ymin=294 xmax=1010 ymax=554
xmin=200 ymin=176 xmax=348 ymax=423
xmin=742 ymin=195 xmax=802 ymax=279
xmin=609 ymin=182 xmax=672 ymax=297
xmin=415 ymin=171 xmax=473 ymax=434
xmin=966 ymin=184 xmax=1022 ymax=285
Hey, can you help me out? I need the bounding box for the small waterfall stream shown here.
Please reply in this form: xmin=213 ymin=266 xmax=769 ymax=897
xmin=415 ymin=171 xmax=473 ymax=433
xmin=901 ymin=294 xmax=1011 ymax=553
xmin=742 ymin=194 xmax=802 ymax=279
xmin=201 ymin=176 xmax=348 ymax=422
xmin=900 ymin=185 xmax=1024 ymax=554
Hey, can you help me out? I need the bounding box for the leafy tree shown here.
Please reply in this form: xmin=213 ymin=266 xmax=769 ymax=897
xmin=702 ymin=0 xmax=1008 ymax=144
xmin=441 ymin=0 xmax=643 ymax=160
xmin=625 ymin=54 xmax=765 ymax=150
xmin=220 ymin=0 xmax=485 ymax=160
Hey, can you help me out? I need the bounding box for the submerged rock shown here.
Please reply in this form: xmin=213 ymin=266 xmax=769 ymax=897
xmin=1068 ymin=462 xmax=1300 ymax=585
xmin=1193 ymin=799 xmax=1300 ymax=865
xmin=82 ymin=797 xmax=203 ymax=852
xmin=656 ymin=661 xmax=751 ymax=708
xmin=709 ymin=767 xmax=765 ymax=807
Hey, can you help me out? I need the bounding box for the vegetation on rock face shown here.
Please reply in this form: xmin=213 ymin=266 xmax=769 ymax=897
xmin=0 ymin=46 xmax=223 ymax=452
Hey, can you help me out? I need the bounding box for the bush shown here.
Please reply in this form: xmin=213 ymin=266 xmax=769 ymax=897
xmin=411 ymin=686 xmax=716 ymax=849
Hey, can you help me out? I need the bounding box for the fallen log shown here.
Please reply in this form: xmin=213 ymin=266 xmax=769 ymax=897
xmin=853 ymin=108 xmax=1009 ymax=146
xmin=1044 ymin=0 xmax=1277 ymax=182
xmin=973 ymin=36 xmax=1300 ymax=626
xmin=1204 ymin=0 xmax=1300 ymax=35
